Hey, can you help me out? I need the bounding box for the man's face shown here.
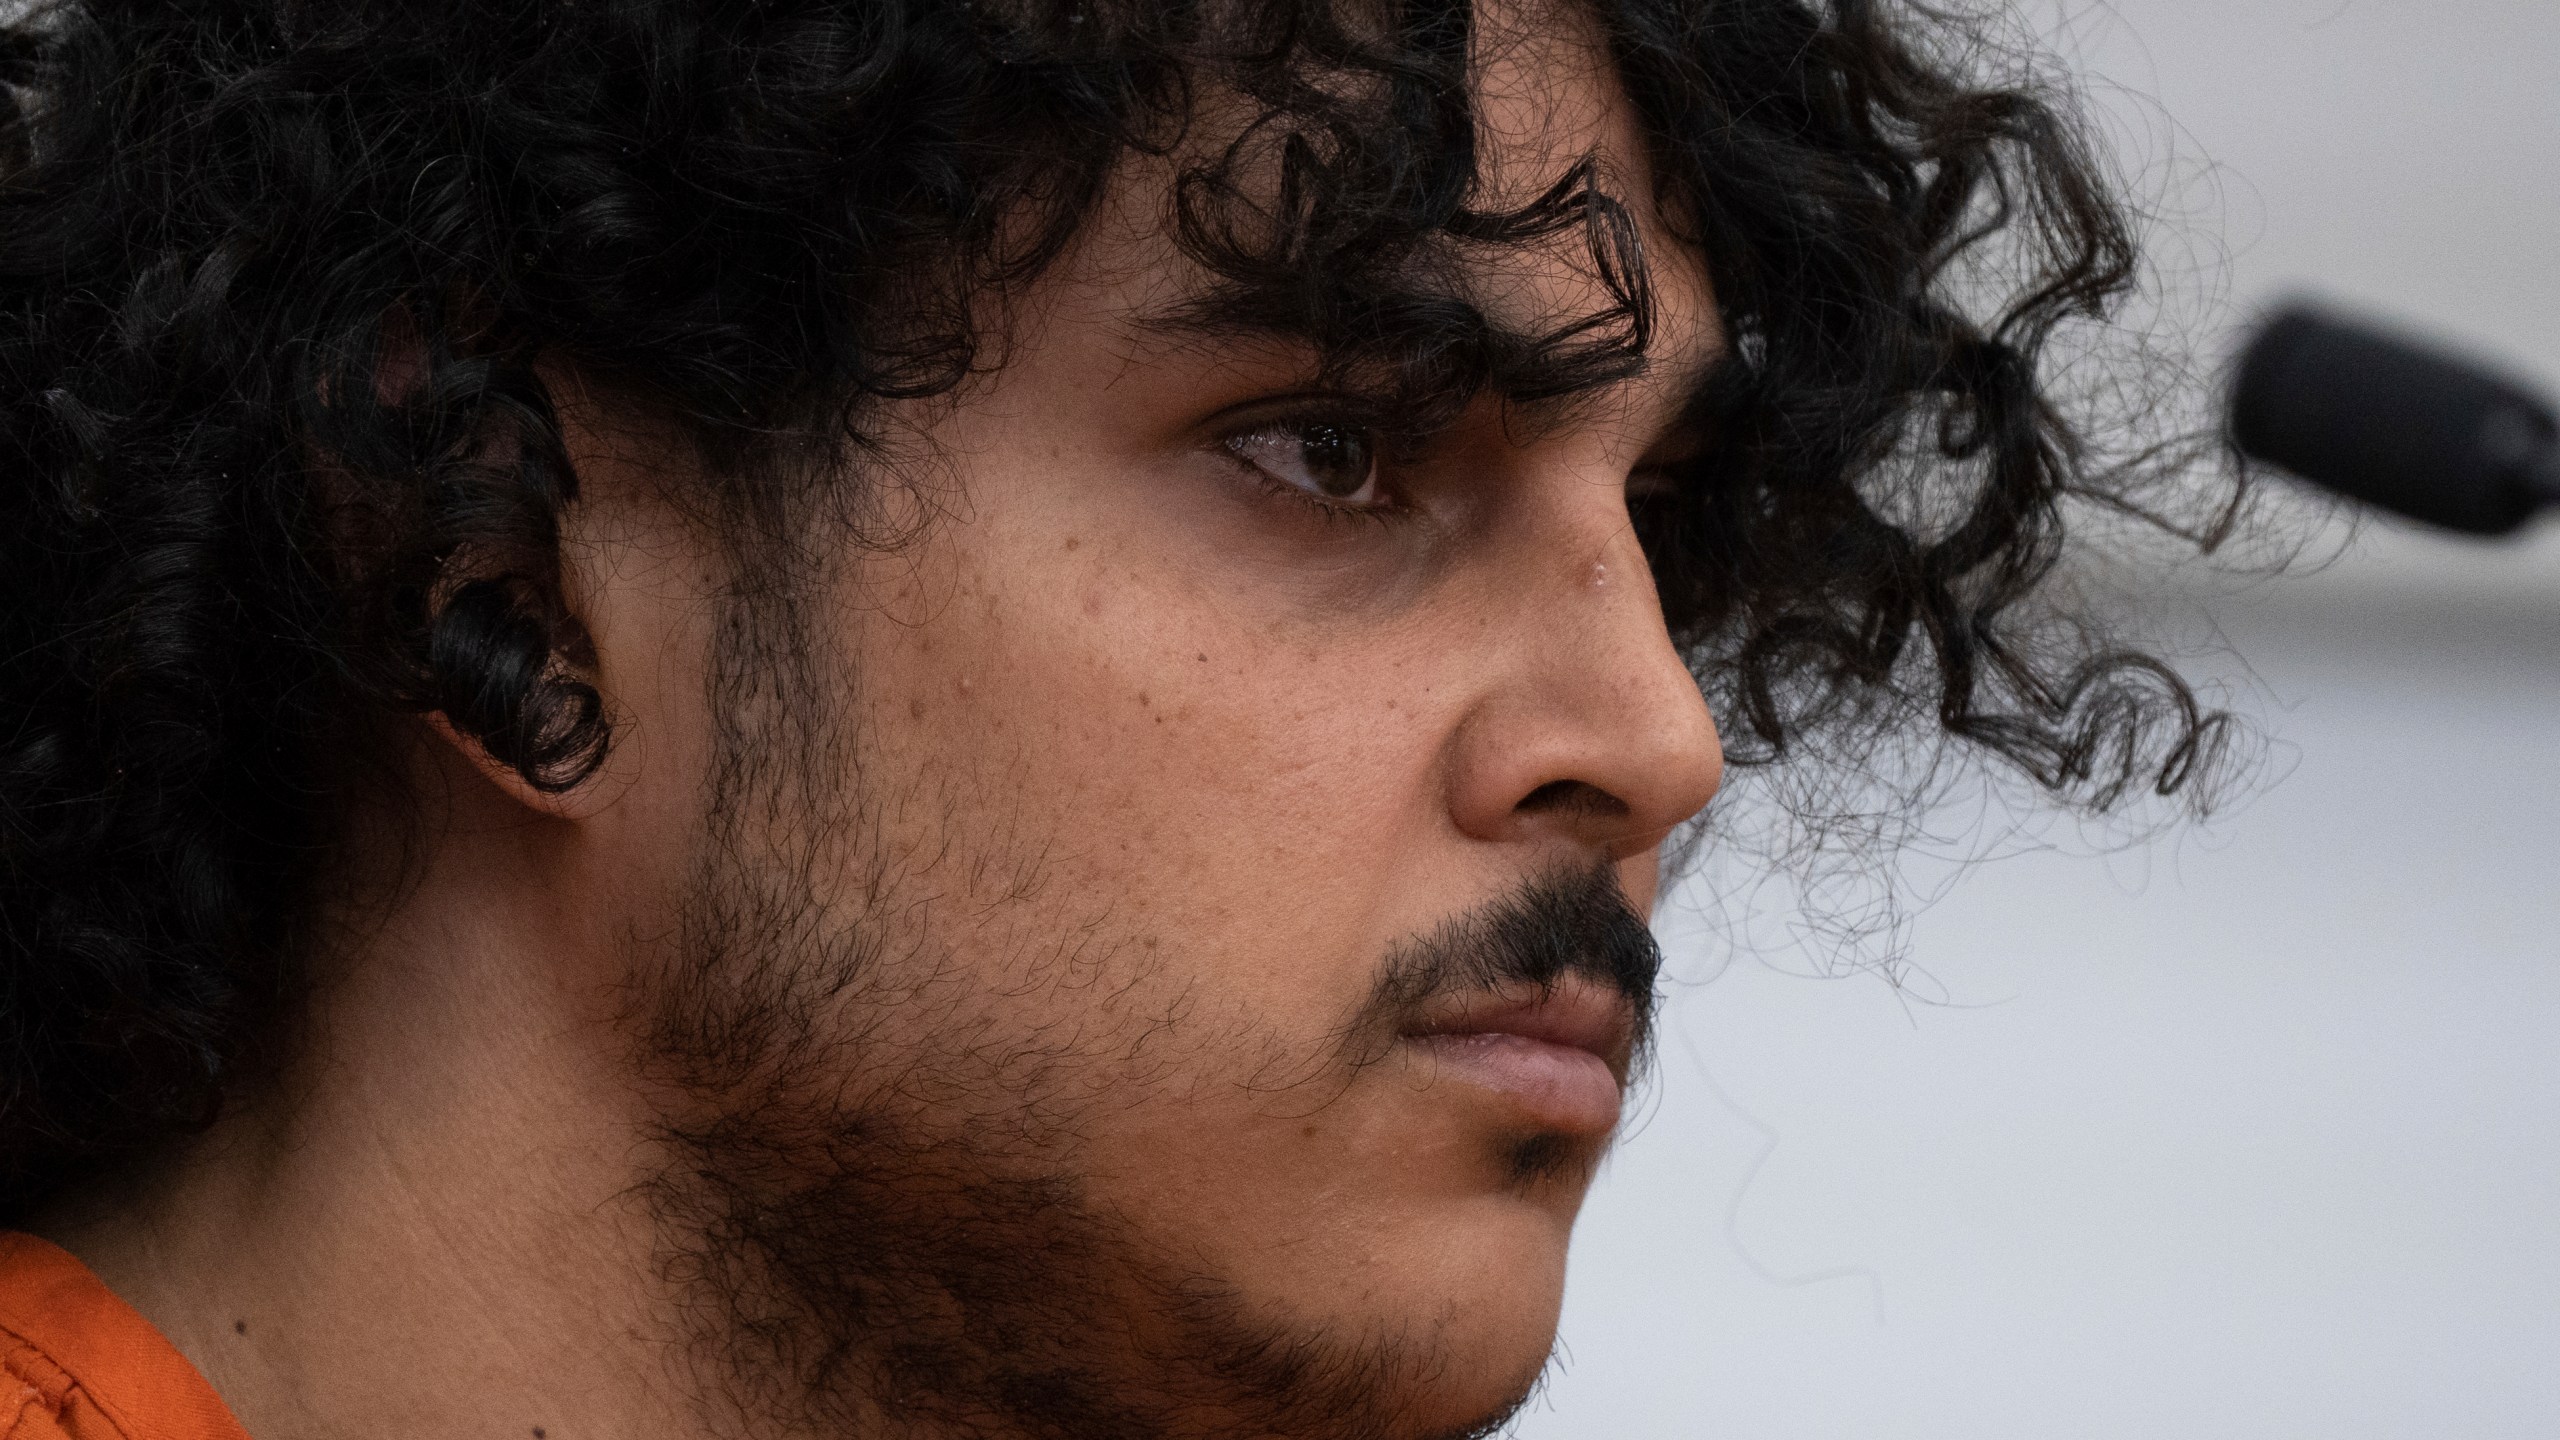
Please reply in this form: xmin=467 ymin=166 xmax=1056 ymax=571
xmin=563 ymin=15 xmax=1721 ymax=1438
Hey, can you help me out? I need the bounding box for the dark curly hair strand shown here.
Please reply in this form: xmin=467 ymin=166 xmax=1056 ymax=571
xmin=0 ymin=0 xmax=2228 ymax=1220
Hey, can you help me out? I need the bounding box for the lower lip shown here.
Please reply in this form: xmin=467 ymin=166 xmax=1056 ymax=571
xmin=1403 ymin=1032 xmax=1623 ymax=1135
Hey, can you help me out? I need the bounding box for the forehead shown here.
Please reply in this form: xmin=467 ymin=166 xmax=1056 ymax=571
xmin=1002 ymin=1 xmax=1721 ymax=413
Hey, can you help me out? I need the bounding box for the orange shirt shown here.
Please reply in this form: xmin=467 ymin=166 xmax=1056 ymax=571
xmin=0 ymin=1234 xmax=249 ymax=1440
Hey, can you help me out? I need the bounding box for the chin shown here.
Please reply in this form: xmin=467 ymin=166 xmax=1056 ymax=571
xmin=1374 ymin=1205 xmax=1576 ymax=1438
xmin=1404 ymin=1343 xmax=1557 ymax=1440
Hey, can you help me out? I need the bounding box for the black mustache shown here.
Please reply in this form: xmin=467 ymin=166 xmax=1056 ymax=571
xmin=1366 ymin=862 xmax=1663 ymax=1044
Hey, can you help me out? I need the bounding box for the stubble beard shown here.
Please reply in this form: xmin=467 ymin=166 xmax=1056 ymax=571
xmin=623 ymin=576 xmax=1658 ymax=1440
xmin=621 ymin=595 xmax=1519 ymax=1440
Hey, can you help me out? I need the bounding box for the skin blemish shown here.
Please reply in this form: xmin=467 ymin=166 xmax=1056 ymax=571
xmin=533 ymin=1429 xmax=547 ymax=1438
xmin=1064 ymin=536 xmax=1079 ymax=551
xmin=1196 ymin=653 xmax=1208 ymax=662
xmin=1587 ymin=560 xmax=1609 ymax=590
xmin=233 ymin=1320 xmax=247 ymax=1335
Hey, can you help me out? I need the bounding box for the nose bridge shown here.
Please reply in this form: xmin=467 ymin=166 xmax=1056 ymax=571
xmin=1450 ymin=480 xmax=1724 ymax=854
xmin=1559 ymin=512 xmax=1723 ymax=801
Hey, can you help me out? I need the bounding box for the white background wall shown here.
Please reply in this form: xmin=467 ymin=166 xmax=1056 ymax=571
xmin=1523 ymin=3 xmax=2560 ymax=1435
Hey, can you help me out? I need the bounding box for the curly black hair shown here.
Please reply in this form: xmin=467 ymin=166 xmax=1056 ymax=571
xmin=0 ymin=0 xmax=2229 ymax=1220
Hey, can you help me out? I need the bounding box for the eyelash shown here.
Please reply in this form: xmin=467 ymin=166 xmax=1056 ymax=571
xmin=1250 ymin=468 xmax=1407 ymax=529
xmin=1209 ymin=405 xmax=1704 ymax=529
xmin=1215 ymin=407 xmax=1413 ymax=529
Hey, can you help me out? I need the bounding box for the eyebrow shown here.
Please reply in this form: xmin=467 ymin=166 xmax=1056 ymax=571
xmin=1130 ymin=276 xmax=1726 ymax=440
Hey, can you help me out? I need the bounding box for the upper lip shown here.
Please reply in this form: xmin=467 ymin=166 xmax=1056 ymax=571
xmin=1398 ymin=976 xmax=1638 ymax=1079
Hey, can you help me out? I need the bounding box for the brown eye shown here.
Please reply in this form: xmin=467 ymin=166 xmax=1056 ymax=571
xmin=1225 ymin=420 xmax=1382 ymax=506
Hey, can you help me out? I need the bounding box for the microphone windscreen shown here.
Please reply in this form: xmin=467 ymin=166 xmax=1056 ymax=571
xmin=2228 ymin=306 xmax=2554 ymax=535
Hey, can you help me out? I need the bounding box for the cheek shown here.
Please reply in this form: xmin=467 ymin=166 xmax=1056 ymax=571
xmin=855 ymin=521 xmax=1456 ymax=1020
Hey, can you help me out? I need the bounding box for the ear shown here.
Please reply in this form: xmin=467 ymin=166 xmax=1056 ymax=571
xmin=420 ymin=706 xmax=627 ymax=824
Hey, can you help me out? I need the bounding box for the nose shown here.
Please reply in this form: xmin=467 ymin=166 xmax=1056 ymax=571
xmin=1442 ymin=503 xmax=1724 ymax=867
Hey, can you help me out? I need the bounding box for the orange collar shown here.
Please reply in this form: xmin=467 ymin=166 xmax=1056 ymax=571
xmin=0 ymin=1233 xmax=251 ymax=1440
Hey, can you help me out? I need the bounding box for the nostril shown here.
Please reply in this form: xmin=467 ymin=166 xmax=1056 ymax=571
xmin=1516 ymin=779 xmax=1630 ymax=820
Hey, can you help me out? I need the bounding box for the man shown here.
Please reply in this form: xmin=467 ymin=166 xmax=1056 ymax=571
xmin=0 ymin=1 xmax=2218 ymax=1437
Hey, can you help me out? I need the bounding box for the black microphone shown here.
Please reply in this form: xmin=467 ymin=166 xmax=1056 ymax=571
xmin=2228 ymin=304 xmax=2560 ymax=536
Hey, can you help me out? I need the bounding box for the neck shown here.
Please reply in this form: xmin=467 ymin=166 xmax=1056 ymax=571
xmin=36 ymin=771 xmax=701 ymax=1440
